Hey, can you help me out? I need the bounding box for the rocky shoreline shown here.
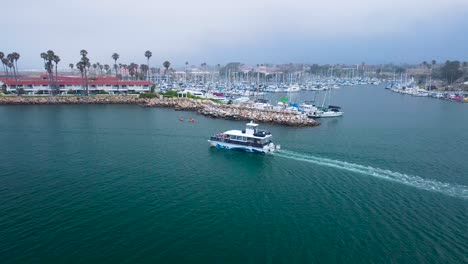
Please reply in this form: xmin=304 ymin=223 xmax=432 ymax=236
xmin=0 ymin=95 xmax=319 ymax=126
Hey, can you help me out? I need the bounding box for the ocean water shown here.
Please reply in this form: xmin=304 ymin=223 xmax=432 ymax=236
xmin=0 ymin=86 xmax=467 ymax=263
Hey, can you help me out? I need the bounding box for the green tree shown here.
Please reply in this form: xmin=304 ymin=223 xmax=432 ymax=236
xmin=440 ymin=60 xmax=463 ymax=84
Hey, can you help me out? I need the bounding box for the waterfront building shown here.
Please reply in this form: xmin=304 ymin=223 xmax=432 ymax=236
xmin=0 ymin=75 xmax=151 ymax=95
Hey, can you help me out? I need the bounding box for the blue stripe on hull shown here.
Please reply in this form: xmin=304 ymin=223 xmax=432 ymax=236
xmin=214 ymin=143 xmax=266 ymax=154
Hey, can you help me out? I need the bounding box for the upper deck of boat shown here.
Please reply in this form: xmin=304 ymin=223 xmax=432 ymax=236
xmin=223 ymin=129 xmax=272 ymax=139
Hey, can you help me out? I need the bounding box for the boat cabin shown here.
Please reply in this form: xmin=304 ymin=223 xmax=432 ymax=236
xmin=210 ymin=122 xmax=273 ymax=147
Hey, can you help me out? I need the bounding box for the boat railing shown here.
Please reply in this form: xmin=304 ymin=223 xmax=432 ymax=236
xmin=210 ymin=136 xmax=269 ymax=148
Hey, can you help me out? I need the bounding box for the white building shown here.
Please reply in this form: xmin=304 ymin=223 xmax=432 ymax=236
xmin=0 ymin=75 xmax=152 ymax=94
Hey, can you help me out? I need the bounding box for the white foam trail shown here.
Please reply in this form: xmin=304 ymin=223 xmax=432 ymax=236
xmin=275 ymin=150 xmax=468 ymax=199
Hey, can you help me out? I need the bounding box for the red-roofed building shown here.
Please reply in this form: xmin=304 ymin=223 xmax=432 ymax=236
xmin=0 ymin=75 xmax=152 ymax=94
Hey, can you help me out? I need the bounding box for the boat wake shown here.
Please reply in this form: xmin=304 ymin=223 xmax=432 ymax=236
xmin=275 ymin=150 xmax=468 ymax=199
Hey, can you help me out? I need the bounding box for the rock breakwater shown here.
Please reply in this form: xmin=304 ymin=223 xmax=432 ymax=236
xmin=0 ymin=95 xmax=319 ymax=126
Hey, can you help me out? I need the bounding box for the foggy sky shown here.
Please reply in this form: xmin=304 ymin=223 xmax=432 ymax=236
xmin=3 ymin=0 xmax=468 ymax=69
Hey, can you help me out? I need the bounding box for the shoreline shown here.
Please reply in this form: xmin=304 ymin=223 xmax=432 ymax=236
xmin=0 ymin=95 xmax=320 ymax=127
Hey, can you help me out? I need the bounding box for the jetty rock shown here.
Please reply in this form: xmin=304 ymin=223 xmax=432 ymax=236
xmin=0 ymin=95 xmax=319 ymax=127
xmin=0 ymin=95 xmax=142 ymax=105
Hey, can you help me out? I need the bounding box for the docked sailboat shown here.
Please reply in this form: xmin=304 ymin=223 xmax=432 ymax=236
xmin=308 ymin=105 xmax=343 ymax=118
xmin=308 ymin=87 xmax=344 ymax=118
xmin=208 ymin=121 xmax=280 ymax=154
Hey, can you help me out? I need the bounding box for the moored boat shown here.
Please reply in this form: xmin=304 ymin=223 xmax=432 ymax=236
xmin=208 ymin=121 xmax=280 ymax=154
xmin=307 ymin=105 xmax=343 ymax=118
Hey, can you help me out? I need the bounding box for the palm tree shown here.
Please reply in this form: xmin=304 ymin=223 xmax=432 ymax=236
xmin=104 ymin=64 xmax=110 ymax=75
xmin=122 ymin=64 xmax=128 ymax=79
xmin=141 ymin=64 xmax=150 ymax=80
xmin=0 ymin=52 xmax=5 ymax=73
xmin=128 ymin=63 xmax=137 ymax=80
xmin=79 ymin=50 xmax=90 ymax=95
xmin=12 ymin=52 xmax=20 ymax=74
xmin=114 ymin=64 xmax=118 ymax=77
xmin=112 ymin=53 xmax=119 ymax=77
xmin=6 ymin=62 xmax=14 ymax=81
xmin=40 ymin=51 xmax=53 ymax=92
xmin=144 ymin=50 xmax=152 ymax=80
xmin=40 ymin=53 xmax=47 ymax=74
xmin=92 ymin=63 xmax=98 ymax=76
xmin=1 ymin=58 xmax=8 ymax=75
xmin=53 ymin=55 xmax=60 ymax=81
xmin=69 ymin=63 xmax=74 ymax=72
xmin=76 ymin=61 xmax=85 ymax=94
xmin=99 ymin=64 xmax=104 ymax=76
xmin=7 ymin=53 xmax=18 ymax=93
xmin=163 ymin=61 xmax=170 ymax=82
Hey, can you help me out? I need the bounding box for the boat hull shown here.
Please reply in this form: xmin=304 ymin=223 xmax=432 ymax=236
xmin=208 ymin=140 xmax=274 ymax=154
xmin=318 ymin=111 xmax=344 ymax=118
xmin=307 ymin=111 xmax=343 ymax=118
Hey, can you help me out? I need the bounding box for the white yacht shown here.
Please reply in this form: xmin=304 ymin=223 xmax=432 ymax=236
xmin=233 ymin=97 xmax=250 ymax=104
xmin=307 ymin=106 xmax=343 ymax=118
xmin=285 ymin=84 xmax=301 ymax=92
xmin=298 ymin=102 xmax=319 ymax=113
xmin=208 ymin=121 xmax=280 ymax=154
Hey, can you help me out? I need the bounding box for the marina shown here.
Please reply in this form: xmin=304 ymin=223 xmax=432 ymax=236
xmin=1 ymin=0 xmax=468 ymax=261
xmin=1 ymin=84 xmax=467 ymax=263
xmin=386 ymin=78 xmax=468 ymax=103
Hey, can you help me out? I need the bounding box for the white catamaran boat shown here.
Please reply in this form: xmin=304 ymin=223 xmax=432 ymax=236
xmin=208 ymin=121 xmax=280 ymax=154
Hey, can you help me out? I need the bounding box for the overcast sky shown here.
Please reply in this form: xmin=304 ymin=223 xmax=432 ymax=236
xmin=3 ymin=0 xmax=468 ymax=69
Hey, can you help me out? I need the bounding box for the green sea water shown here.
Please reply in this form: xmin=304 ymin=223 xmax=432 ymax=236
xmin=0 ymin=85 xmax=467 ymax=263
